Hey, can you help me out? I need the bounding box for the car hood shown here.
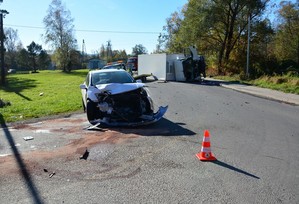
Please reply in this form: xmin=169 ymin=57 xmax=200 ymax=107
xmin=95 ymin=83 xmax=144 ymax=95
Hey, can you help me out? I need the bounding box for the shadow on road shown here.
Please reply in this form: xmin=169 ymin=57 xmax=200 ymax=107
xmin=91 ymin=118 xmax=196 ymax=136
xmin=176 ymin=79 xmax=251 ymax=87
xmin=211 ymin=160 xmax=260 ymax=179
xmin=0 ymin=114 xmax=43 ymax=204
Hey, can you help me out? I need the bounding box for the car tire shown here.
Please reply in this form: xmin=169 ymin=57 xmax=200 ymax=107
xmin=86 ymin=100 xmax=98 ymax=124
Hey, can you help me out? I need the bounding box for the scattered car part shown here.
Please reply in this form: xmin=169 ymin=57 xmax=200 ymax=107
xmin=23 ymin=136 xmax=34 ymax=141
xmin=49 ymin=172 xmax=55 ymax=178
xmin=80 ymin=148 xmax=89 ymax=160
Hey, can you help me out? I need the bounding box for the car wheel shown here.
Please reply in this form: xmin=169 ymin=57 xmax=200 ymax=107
xmin=86 ymin=100 xmax=98 ymax=124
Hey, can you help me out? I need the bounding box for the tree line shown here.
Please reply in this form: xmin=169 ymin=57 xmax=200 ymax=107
xmin=4 ymin=0 xmax=297 ymax=80
xmin=158 ymin=0 xmax=299 ymax=78
xmin=4 ymin=28 xmax=147 ymax=73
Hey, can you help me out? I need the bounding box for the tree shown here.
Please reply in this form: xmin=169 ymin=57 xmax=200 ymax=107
xmin=132 ymin=44 xmax=148 ymax=56
xmin=16 ymin=48 xmax=30 ymax=70
xmin=4 ymin=28 xmax=22 ymax=70
xmin=275 ymin=1 xmax=299 ymax=67
xmin=161 ymin=9 xmax=184 ymax=52
xmin=99 ymin=44 xmax=106 ymax=59
xmin=113 ymin=49 xmax=127 ymax=61
xmin=37 ymin=50 xmax=51 ymax=70
xmin=69 ymin=49 xmax=81 ymax=70
xmin=229 ymin=18 xmax=275 ymax=76
xmin=99 ymin=41 xmax=113 ymax=62
xmin=163 ymin=0 xmax=269 ymax=74
xmin=43 ymin=0 xmax=77 ymax=72
xmin=98 ymin=41 xmax=127 ymax=62
xmin=27 ymin=41 xmax=42 ymax=72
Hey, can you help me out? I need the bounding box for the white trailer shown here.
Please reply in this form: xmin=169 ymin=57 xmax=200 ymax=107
xmin=138 ymin=53 xmax=184 ymax=81
xmin=137 ymin=46 xmax=205 ymax=82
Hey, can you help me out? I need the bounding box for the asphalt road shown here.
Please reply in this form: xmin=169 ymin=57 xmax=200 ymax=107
xmin=0 ymin=80 xmax=298 ymax=204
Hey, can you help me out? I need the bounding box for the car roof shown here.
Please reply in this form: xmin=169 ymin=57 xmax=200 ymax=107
xmin=89 ymin=68 xmax=127 ymax=74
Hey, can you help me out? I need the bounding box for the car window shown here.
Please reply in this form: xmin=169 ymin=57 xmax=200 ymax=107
xmin=110 ymin=71 xmax=134 ymax=83
xmin=92 ymin=71 xmax=134 ymax=85
xmin=91 ymin=73 xmax=108 ymax=85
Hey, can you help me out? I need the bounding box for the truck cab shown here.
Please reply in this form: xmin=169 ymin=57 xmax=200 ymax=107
xmin=126 ymin=57 xmax=138 ymax=71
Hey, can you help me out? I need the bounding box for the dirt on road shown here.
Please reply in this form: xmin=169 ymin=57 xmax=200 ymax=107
xmin=0 ymin=114 xmax=143 ymax=178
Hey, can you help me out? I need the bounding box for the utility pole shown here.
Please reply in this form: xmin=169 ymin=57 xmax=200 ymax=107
xmin=0 ymin=1 xmax=9 ymax=86
xmin=82 ymin=39 xmax=86 ymax=60
xmin=246 ymin=13 xmax=251 ymax=78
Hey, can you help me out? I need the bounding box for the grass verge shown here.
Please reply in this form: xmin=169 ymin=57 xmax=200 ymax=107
xmin=0 ymin=70 xmax=89 ymax=124
xmin=214 ymin=74 xmax=299 ymax=95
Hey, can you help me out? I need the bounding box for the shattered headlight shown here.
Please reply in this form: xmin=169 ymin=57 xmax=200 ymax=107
xmin=98 ymin=102 xmax=113 ymax=114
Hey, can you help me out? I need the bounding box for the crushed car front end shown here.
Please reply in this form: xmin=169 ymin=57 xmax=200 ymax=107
xmin=85 ymin=83 xmax=167 ymax=127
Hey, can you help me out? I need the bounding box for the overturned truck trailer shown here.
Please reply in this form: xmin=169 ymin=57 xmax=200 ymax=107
xmin=137 ymin=53 xmax=183 ymax=81
xmin=138 ymin=47 xmax=206 ymax=82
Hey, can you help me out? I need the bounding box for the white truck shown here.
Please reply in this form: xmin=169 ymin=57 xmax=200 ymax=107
xmin=137 ymin=46 xmax=206 ymax=82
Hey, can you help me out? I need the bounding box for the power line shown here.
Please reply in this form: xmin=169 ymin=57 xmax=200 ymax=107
xmin=4 ymin=24 xmax=162 ymax=34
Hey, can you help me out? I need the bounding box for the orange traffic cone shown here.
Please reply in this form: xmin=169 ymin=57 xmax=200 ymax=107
xmin=196 ymin=130 xmax=216 ymax=161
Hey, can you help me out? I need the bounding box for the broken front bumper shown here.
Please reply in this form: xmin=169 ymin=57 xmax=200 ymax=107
xmin=89 ymin=106 xmax=168 ymax=127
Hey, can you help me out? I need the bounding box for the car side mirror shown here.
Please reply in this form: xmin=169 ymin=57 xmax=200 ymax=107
xmin=136 ymin=79 xmax=142 ymax=83
xmin=80 ymin=84 xmax=87 ymax=89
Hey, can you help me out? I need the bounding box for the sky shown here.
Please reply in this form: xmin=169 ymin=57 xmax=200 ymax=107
xmin=0 ymin=0 xmax=187 ymax=55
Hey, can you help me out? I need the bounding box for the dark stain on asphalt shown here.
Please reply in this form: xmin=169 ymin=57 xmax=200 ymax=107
xmin=0 ymin=113 xmax=191 ymax=180
xmin=0 ymin=128 xmax=139 ymax=178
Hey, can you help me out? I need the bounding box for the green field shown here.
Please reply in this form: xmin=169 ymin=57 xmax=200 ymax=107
xmin=0 ymin=70 xmax=89 ymax=124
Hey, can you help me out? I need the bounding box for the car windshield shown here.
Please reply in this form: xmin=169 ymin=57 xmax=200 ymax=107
xmin=91 ymin=71 xmax=134 ymax=85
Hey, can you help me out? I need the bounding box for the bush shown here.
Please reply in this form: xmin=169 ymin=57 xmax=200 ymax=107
xmin=280 ymin=60 xmax=299 ymax=75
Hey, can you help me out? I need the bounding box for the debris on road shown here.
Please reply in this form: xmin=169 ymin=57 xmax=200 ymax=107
xmin=23 ymin=136 xmax=34 ymax=141
xmin=49 ymin=172 xmax=55 ymax=178
xmin=44 ymin=168 xmax=55 ymax=178
xmin=86 ymin=123 xmax=101 ymax=130
xmin=86 ymin=123 xmax=106 ymax=131
xmin=80 ymin=148 xmax=89 ymax=160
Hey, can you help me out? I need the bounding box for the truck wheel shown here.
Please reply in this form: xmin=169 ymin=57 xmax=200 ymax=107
xmin=86 ymin=100 xmax=98 ymax=124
